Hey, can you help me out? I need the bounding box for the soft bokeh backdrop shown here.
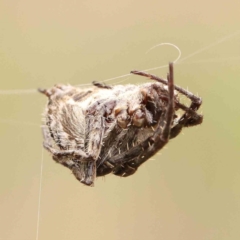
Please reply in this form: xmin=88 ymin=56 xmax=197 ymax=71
xmin=0 ymin=1 xmax=240 ymax=240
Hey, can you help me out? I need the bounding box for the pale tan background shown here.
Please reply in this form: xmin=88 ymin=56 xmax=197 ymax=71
xmin=0 ymin=0 xmax=240 ymax=240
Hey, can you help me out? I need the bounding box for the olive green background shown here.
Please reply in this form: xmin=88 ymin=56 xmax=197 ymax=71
xmin=0 ymin=1 xmax=240 ymax=240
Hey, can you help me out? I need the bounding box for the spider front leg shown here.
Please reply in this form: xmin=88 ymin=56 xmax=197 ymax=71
xmin=110 ymin=62 xmax=175 ymax=176
xmin=131 ymin=69 xmax=202 ymax=110
xmin=131 ymin=66 xmax=203 ymax=140
xmin=131 ymin=68 xmax=203 ymax=128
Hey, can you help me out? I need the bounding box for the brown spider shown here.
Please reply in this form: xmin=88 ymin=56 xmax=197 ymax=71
xmin=39 ymin=63 xmax=203 ymax=186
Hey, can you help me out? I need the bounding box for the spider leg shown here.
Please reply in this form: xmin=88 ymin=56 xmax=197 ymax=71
xmin=112 ymin=163 xmax=137 ymax=177
xmin=38 ymin=88 xmax=51 ymax=97
xmin=38 ymin=85 xmax=66 ymax=97
xmin=170 ymin=102 xmax=203 ymax=139
xmin=131 ymin=69 xmax=203 ymax=125
xmin=85 ymin=98 xmax=118 ymax=181
xmin=130 ymin=70 xmax=202 ymax=110
xmin=131 ymin=67 xmax=203 ymax=139
xmin=86 ymin=115 xmax=105 ymax=160
xmin=92 ymin=81 xmax=112 ymax=89
xmin=111 ymin=63 xmax=175 ymax=176
xmin=96 ymin=161 xmax=114 ymax=176
xmin=177 ymin=102 xmax=203 ymax=126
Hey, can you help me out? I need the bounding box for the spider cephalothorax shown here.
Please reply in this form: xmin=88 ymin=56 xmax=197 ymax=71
xmin=39 ymin=63 xmax=203 ymax=186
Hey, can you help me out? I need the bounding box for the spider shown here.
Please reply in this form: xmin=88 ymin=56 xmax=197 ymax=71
xmin=39 ymin=63 xmax=203 ymax=186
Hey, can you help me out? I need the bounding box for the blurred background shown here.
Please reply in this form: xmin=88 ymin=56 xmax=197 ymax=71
xmin=0 ymin=0 xmax=240 ymax=240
